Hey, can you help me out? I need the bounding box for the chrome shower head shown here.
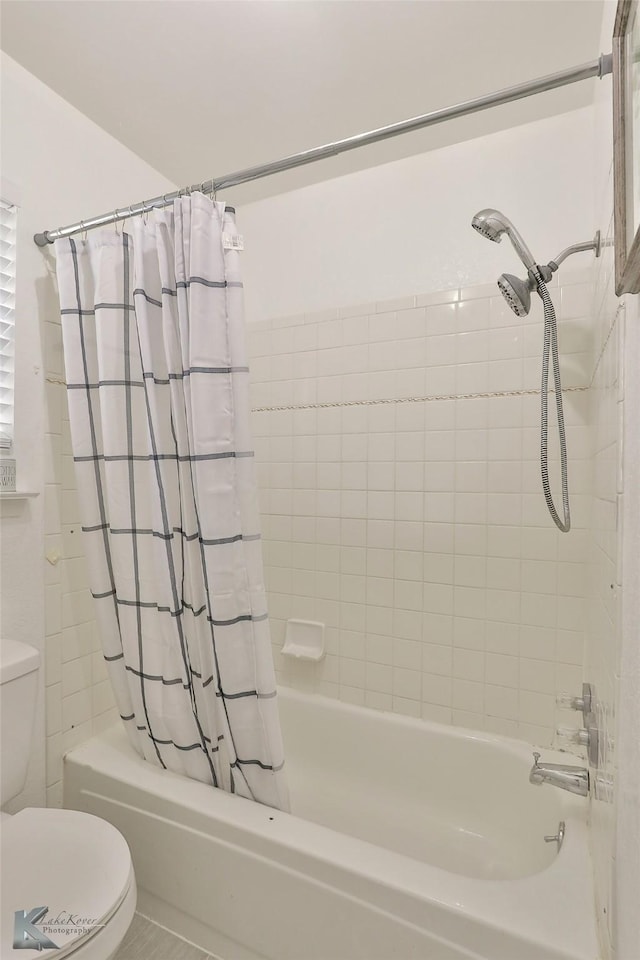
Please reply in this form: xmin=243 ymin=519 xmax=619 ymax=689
xmin=471 ymin=208 xmax=537 ymax=272
xmin=471 ymin=209 xmax=509 ymax=243
xmin=497 ymin=273 xmax=533 ymax=317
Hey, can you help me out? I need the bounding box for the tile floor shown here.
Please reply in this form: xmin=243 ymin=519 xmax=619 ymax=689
xmin=114 ymin=913 xmax=217 ymax=960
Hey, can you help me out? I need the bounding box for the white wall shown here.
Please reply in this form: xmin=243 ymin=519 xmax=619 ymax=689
xmin=586 ymin=3 xmax=640 ymax=958
xmin=237 ymin=107 xmax=596 ymax=324
xmin=616 ymin=286 xmax=640 ymax=960
xmin=0 ymin=53 xmax=175 ymax=810
xmin=594 ymin=2 xmax=640 ymax=957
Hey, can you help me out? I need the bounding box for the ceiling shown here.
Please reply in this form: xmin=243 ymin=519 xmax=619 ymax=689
xmin=1 ymin=0 xmax=606 ymax=204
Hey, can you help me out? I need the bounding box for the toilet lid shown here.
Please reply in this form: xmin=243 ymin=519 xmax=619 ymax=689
xmin=1 ymin=808 xmax=133 ymax=959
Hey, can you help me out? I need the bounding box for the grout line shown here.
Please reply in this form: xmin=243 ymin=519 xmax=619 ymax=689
xmin=587 ymin=302 xmax=621 ymax=389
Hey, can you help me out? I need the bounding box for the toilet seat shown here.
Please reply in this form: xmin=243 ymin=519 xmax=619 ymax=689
xmin=1 ymin=808 xmax=134 ymax=959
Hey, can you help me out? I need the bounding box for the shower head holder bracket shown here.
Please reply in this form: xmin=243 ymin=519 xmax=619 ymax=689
xmin=529 ymin=264 xmax=554 ymax=284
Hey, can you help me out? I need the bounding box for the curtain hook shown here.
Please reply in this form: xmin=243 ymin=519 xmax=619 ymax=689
xmin=80 ymin=220 xmax=87 ymax=241
xmin=114 ymin=210 xmax=121 ymax=236
xmin=121 ymin=205 xmax=133 ymax=234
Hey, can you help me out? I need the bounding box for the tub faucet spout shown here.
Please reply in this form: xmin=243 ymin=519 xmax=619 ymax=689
xmin=529 ymin=752 xmax=589 ymax=796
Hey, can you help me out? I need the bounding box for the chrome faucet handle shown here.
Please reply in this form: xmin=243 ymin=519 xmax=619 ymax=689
xmin=557 ymin=725 xmax=590 ymax=746
xmin=557 ymin=693 xmax=586 ymax=710
xmin=532 ymin=751 xmax=541 ymax=766
xmin=544 ymin=820 xmax=565 ymax=851
xmin=556 ymin=724 xmax=600 ymax=767
xmin=556 ymin=682 xmax=595 ymax=720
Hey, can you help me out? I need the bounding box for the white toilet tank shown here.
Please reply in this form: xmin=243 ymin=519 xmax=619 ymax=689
xmin=0 ymin=638 xmax=40 ymax=806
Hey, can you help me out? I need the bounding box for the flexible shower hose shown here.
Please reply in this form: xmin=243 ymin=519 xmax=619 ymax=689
xmin=534 ymin=271 xmax=570 ymax=533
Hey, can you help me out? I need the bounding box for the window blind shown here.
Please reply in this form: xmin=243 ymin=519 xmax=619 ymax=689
xmin=0 ymin=199 xmax=16 ymax=450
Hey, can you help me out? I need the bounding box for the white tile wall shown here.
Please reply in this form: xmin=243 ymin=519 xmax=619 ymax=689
xmin=585 ymin=207 xmax=625 ymax=959
xmin=43 ymin=317 xmax=117 ymax=808
xmin=248 ymin=270 xmax=595 ymax=747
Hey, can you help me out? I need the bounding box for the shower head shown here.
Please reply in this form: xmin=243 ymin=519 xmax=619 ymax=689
xmin=471 ymin=209 xmax=509 ymax=243
xmin=497 ymin=273 xmax=533 ymax=317
xmin=471 ymin=208 xmax=537 ymax=272
xmin=472 ymin=209 xmax=601 ymax=321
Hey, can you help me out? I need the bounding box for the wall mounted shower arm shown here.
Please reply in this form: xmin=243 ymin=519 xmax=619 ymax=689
xmin=548 ymin=231 xmax=601 ymax=271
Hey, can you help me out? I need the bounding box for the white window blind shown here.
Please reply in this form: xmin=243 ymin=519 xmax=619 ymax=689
xmin=0 ymin=199 xmax=16 ymax=451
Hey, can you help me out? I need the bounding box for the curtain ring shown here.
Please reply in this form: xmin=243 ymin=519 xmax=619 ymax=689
xmin=80 ymin=220 xmax=87 ymax=241
xmin=114 ymin=210 xmax=121 ymax=236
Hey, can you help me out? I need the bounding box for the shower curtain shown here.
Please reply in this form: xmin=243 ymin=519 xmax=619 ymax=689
xmin=54 ymin=193 xmax=288 ymax=811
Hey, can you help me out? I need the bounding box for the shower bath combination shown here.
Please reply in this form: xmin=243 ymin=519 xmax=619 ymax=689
xmin=471 ymin=208 xmax=601 ymax=533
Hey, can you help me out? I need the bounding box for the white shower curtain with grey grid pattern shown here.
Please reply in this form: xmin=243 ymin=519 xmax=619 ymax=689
xmin=54 ymin=193 xmax=288 ymax=811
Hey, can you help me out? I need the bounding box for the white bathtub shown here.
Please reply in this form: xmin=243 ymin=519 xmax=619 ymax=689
xmin=64 ymin=687 xmax=599 ymax=960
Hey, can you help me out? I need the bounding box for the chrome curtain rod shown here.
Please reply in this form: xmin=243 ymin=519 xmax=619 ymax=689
xmin=34 ymin=53 xmax=612 ymax=247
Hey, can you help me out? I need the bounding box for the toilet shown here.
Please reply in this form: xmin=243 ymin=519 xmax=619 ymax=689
xmin=0 ymin=639 xmax=136 ymax=958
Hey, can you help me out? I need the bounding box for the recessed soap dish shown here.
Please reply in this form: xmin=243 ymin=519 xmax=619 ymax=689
xmin=282 ymin=619 xmax=325 ymax=661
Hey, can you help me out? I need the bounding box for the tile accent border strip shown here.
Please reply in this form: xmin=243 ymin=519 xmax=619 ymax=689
xmin=47 ymin=376 xmax=590 ymax=410
xmin=252 ymin=384 xmax=589 ymax=414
